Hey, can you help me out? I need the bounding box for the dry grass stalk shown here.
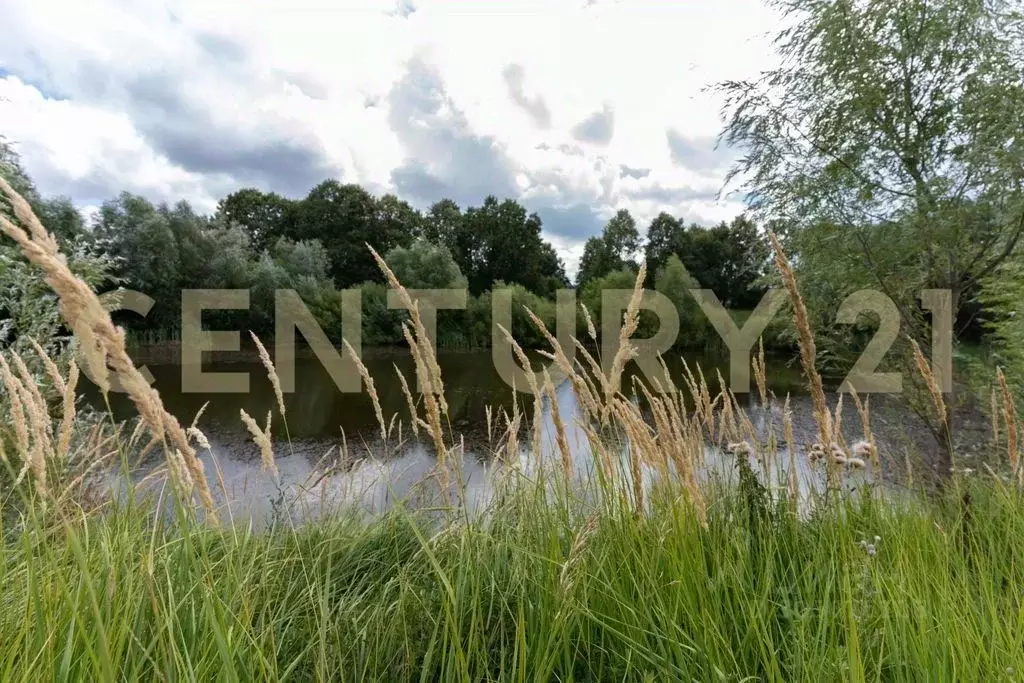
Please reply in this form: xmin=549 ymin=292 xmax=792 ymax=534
xmin=605 ymin=261 xmax=647 ymax=406
xmin=343 ymin=339 xmax=387 ymax=444
xmin=991 ymin=387 xmax=1002 ymax=456
xmin=0 ymin=175 xmax=217 ymax=518
xmin=240 ymin=409 xmax=279 ymax=478
xmin=753 ymin=337 xmax=769 ymax=406
xmin=395 ymin=364 xmax=420 ymax=438
xmin=368 ymin=245 xmax=448 ymax=415
xmin=782 ymin=395 xmax=799 ymax=501
xmin=543 ymin=370 xmax=573 ymax=482
xmin=401 ymin=323 xmax=450 ymax=497
xmin=496 ymin=323 xmax=544 ymax=469
xmin=848 ymin=387 xmax=881 ymax=484
xmin=997 ymin=367 xmax=1019 ymax=476
xmin=581 ymin=304 xmax=598 ymax=342
xmin=29 ymin=338 xmax=65 ymax=394
xmin=909 ymin=337 xmax=947 ymax=427
xmin=251 ymin=332 xmax=286 ymax=419
xmin=57 ymin=360 xmax=79 ymax=458
xmin=766 ymin=231 xmax=832 ymax=454
xmin=0 ymin=352 xmax=31 ymax=458
xmin=525 ymin=306 xmax=602 ymax=423
xmin=612 ymin=397 xmax=647 ymax=512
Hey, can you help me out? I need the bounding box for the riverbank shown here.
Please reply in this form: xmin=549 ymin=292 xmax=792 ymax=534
xmin=4 ymin=475 xmax=1023 ymax=680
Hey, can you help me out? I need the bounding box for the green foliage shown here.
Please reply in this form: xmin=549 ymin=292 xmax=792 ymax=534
xmin=654 ymin=255 xmax=710 ymax=349
xmin=576 ymin=209 xmax=640 ymax=287
xmin=719 ymin=0 xmax=1024 ymax=354
xmin=5 ymin=478 xmax=1024 ymax=680
xmin=385 ymin=240 xmax=466 ymax=290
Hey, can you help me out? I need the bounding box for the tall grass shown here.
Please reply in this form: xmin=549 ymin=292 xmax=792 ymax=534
xmin=3 ymin=180 xmax=1024 ymax=680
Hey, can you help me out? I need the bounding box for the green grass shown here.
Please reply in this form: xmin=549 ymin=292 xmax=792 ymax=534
xmin=4 ymin=472 xmax=1024 ymax=681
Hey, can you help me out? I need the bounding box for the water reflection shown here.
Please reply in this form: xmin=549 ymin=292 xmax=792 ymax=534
xmin=96 ymin=350 xmax=887 ymax=529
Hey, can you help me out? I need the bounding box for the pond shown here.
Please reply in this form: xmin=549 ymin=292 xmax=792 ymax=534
xmin=83 ymin=345 xmax=942 ymax=526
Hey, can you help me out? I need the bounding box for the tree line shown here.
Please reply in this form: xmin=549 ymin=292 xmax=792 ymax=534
xmin=1 ymin=143 xmax=773 ymax=352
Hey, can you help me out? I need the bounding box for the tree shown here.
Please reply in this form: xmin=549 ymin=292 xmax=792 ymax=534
xmin=655 ymin=255 xmax=709 ymax=348
xmin=95 ymin=193 xmax=182 ymax=330
xmin=216 ymin=188 xmax=294 ymax=252
xmin=719 ymin=0 xmax=1024 ymax=344
xmin=718 ymin=0 xmax=1024 ymax=468
xmin=644 ymin=212 xmax=689 ymax=279
xmin=385 ymin=240 xmax=466 ymax=290
xmin=576 ymin=210 xmax=641 ymax=287
xmin=288 ymin=180 xmax=414 ymax=287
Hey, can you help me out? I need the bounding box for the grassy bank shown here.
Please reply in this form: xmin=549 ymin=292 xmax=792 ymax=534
xmin=3 ymin=478 xmax=1024 ymax=680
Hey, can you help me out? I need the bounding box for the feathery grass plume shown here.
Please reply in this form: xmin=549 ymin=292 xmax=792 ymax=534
xmin=908 ymin=336 xmax=947 ymax=427
xmin=573 ymin=338 xmax=610 ymax=419
xmin=504 ymin=402 xmax=522 ymax=463
xmin=240 ymin=409 xmax=278 ymax=479
xmin=543 ymin=370 xmax=573 ymax=483
xmin=578 ymin=418 xmax=614 ymax=483
xmin=715 ymin=369 xmax=738 ymax=445
xmin=250 ymin=332 xmax=286 ymax=419
xmin=633 ymin=378 xmax=672 ymax=483
xmin=395 ymin=364 xmax=420 ymax=439
xmin=496 ymin=323 xmax=544 ymax=469
xmin=997 ymin=367 xmax=1019 ymax=477
xmin=368 ymin=245 xmax=448 ymax=415
xmin=753 ymin=336 xmax=768 ymax=406
xmin=343 ymin=339 xmax=387 ymax=445
xmin=56 ymin=360 xmax=79 ymax=458
xmin=29 ymin=338 xmax=65 ymax=394
xmin=0 ymin=352 xmax=31 ymax=458
xmin=605 ymin=261 xmax=647 ymax=405
xmin=525 ymin=306 xmax=602 ymax=422
xmin=581 ymin=303 xmax=598 ymax=341
xmin=400 ymin=323 xmax=449 ymax=495
xmin=904 ymin=448 xmax=915 ymax=488
xmin=11 ymin=352 xmax=52 ymax=443
xmin=0 ymin=175 xmax=217 ymax=518
xmin=991 ymin=387 xmax=1002 ymax=456
xmin=612 ymin=397 xmax=647 ymax=513
xmin=767 ymin=230 xmax=832 ymax=454
xmin=186 ymin=425 xmax=212 ymax=452
xmin=782 ymin=394 xmax=799 ymax=501
xmin=485 ymin=405 xmax=493 ymax=445
xmin=848 ymin=387 xmax=881 ymax=484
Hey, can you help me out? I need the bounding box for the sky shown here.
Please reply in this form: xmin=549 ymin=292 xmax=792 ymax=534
xmin=0 ymin=0 xmax=781 ymax=278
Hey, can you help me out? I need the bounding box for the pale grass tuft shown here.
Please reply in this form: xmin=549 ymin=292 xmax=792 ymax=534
xmin=240 ymin=409 xmax=279 ymax=478
xmin=605 ymin=261 xmax=647 ymax=405
xmin=767 ymin=231 xmax=832 ymax=456
xmin=782 ymin=394 xmax=799 ymax=501
xmin=581 ymin=303 xmax=598 ymax=341
xmin=395 ymin=364 xmax=420 ymax=438
xmin=997 ymin=367 xmax=1019 ymax=477
xmin=0 ymin=175 xmax=217 ymax=518
xmin=57 ymin=360 xmax=79 ymax=458
xmin=250 ymin=332 xmax=286 ymax=419
xmin=543 ymin=370 xmax=573 ymax=483
xmin=908 ymin=336 xmax=947 ymax=427
xmin=344 ymin=339 xmax=387 ymax=445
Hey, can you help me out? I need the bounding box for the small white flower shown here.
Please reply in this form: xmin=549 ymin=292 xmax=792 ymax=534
xmin=865 ymin=544 xmax=876 ymax=557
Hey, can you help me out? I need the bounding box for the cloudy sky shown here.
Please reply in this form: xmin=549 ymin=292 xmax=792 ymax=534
xmin=0 ymin=0 xmax=780 ymax=276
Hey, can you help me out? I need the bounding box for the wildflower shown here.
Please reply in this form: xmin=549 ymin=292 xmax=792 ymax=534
xmin=727 ymin=441 xmax=752 ymax=457
xmin=852 ymin=439 xmax=874 ymax=461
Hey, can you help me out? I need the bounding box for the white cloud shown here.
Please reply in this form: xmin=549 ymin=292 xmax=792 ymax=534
xmin=0 ymin=0 xmax=780 ymax=278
